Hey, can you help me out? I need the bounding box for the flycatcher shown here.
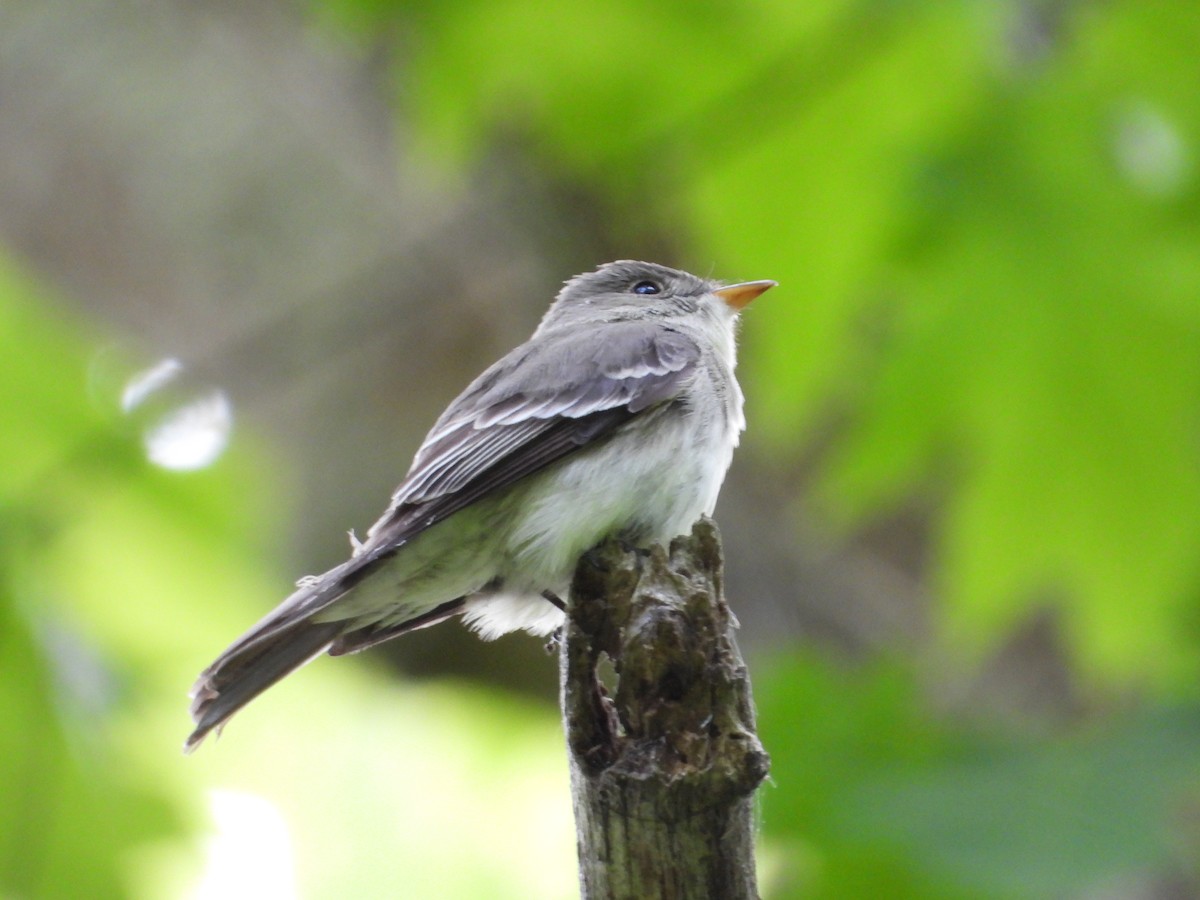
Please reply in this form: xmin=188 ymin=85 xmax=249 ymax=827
xmin=186 ymin=260 xmax=775 ymax=750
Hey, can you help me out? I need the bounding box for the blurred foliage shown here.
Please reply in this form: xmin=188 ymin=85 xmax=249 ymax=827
xmin=756 ymin=655 xmax=1200 ymax=897
xmin=0 ymin=257 xmax=189 ymax=899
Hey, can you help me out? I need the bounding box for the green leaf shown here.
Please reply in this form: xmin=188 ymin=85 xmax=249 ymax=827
xmin=0 ymin=256 xmax=190 ymax=898
xmin=756 ymin=654 xmax=1200 ymax=898
xmin=824 ymin=2 xmax=1200 ymax=683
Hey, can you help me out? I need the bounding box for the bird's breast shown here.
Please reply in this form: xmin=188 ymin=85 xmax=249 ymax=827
xmin=499 ymin=393 xmax=741 ymax=594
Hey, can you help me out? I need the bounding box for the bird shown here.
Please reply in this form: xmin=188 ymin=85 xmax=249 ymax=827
xmin=185 ymin=260 xmax=775 ymax=751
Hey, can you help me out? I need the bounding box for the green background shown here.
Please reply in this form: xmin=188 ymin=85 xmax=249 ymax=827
xmin=2 ymin=1 xmax=1198 ymax=897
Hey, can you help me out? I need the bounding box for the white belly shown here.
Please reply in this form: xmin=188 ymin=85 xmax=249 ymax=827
xmin=463 ymin=400 xmax=740 ymax=638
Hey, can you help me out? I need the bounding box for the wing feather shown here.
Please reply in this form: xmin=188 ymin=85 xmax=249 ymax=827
xmin=364 ymin=323 xmax=699 ymax=547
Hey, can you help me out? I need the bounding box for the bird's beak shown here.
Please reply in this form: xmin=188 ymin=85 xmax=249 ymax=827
xmin=714 ymin=279 xmax=777 ymax=310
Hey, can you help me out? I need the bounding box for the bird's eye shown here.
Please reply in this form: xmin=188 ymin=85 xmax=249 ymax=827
xmin=632 ymin=281 xmax=661 ymax=295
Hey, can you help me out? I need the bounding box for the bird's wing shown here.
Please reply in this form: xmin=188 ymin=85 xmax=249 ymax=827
xmin=363 ymin=321 xmax=700 ymax=550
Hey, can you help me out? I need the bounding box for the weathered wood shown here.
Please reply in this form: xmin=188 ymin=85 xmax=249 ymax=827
xmin=560 ymin=518 xmax=770 ymax=900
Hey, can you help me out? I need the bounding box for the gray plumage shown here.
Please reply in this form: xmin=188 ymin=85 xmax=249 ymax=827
xmin=185 ymin=260 xmax=774 ymax=751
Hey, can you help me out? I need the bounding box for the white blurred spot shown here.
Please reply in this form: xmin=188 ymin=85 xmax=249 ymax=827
xmin=1113 ymin=100 xmax=1191 ymax=197
xmin=121 ymin=357 xmax=183 ymax=413
xmin=121 ymin=358 xmax=233 ymax=470
xmin=190 ymin=790 xmax=297 ymax=900
xmin=143 ymin=390 xmax=233 ymax=471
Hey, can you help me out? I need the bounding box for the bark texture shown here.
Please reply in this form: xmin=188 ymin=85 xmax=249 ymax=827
xmin=560 ymin=517 xmax=770 ymax=900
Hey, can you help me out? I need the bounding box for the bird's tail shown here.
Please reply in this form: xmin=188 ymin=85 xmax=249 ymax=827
xmin=184 ymin=560 xmax=468 ymax=752
xmin=185 ymin=614 xmax=341 ymax=753
xmin=185 ymin=556 xmax=366 ymax=752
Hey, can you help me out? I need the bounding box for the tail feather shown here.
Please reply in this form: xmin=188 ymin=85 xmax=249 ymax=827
xmin=185 ymin=619 xmax=341 ymax=753
xmin=184 ymin=552 xmax=391 ymax=752
xmin=185 ymin=554 xmax=468 ymax=752
xmin=328 ymin=598 xmax=465 ymax=656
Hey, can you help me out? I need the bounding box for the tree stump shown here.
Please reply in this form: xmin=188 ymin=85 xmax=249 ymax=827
xmin=560 ymin=517 xmax=770 ymax=900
